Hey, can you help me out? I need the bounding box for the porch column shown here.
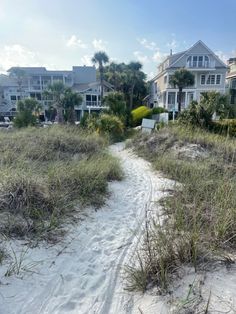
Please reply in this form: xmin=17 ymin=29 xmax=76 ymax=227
xmin=175 ymin=92 xmax=178 ymax=112
xmin=166 ymin=91 xmax=168 ymax=109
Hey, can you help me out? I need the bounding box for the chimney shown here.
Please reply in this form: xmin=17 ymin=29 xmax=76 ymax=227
xmin=170 ymin=49 xmax=173 ymax=56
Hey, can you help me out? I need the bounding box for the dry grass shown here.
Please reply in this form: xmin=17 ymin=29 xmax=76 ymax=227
xmin=0 ymin=126 xmax=123 ymax=239
xmin=127 ymin=124 xmax=236 ymax=292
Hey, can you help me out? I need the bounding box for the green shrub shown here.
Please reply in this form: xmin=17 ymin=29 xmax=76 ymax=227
xmin=131 ymin=106 xmax=152 ymax=126
xmin=14 ymin=98 xmax=42 ymax=128
xmin=97 ymin=114 xmax=124 ymax=141
xmin=152 ymin=107 xmax=168 ymax=115
xmin=211 ymin=119 xmax=236 ymax=137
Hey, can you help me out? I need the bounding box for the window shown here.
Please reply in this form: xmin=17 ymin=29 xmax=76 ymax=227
xmin=164 ymin=76 xmax=167 ymax=84
xmin=92 ymin=95 xmax=97 ymax=102
xmin=86 ymin=95 xmax=91 ymax=101
xmin=168 ymin=92 xmax=175 ymax=105
xmin=10 ymin=95 xmax=17 ymax=101
xmin=216 ymin=75 xmax=221 ymax=85
xmin=168 ymin=75 xmax=173 ymax=85
xmin=210 ymin=75 xmax=215 ymax=85
xmin=201 ymin=75 xmax=206 ymax=85
xmin=198 ymin=56 xmax=203 ymax=67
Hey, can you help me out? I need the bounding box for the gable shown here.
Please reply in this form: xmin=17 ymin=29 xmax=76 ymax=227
xmin=170 ymin=41 xmax=227 ymax=69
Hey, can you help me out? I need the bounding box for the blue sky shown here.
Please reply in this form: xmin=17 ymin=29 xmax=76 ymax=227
xmin=0 ymin=0 xmax=235 ymax=78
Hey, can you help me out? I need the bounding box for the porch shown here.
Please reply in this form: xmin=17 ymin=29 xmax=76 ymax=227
xmin=161 ymin=90 xmax=196 ymax=112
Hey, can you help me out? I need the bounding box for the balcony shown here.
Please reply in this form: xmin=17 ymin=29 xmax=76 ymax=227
xmin=186 ymin=60 xmax=215 ymax=69
xmin=86 ymin=101 xmax=102 ymax=107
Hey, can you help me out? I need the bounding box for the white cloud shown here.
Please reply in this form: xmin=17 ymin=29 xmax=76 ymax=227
xmin=137 ymin=38 xmax=158 ymax=51
xmin=147 ymin=71 xmax=155 ymax=80
xmin=81 ymin=54 xmax=93 ymax=66
xmin=152 ymin=50 xmax=167 ymax=63
xmin=167 ymin=39 xmax=178 ymax=50
xmin=0 ymin=44 xmax=41 ymax=72
xmin=133 ymin=51 xmax=149 ymax=64
xmin=92 ymin=39 xmax=107 ymax=51
xmin=215 ymin=50 xmax=230 ymax=63
xmin=66 ymin=35 xmax=87 ymax=48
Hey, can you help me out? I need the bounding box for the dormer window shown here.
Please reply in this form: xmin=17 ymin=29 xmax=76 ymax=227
xmin=187 ymin=55 xmax=210 ymax=68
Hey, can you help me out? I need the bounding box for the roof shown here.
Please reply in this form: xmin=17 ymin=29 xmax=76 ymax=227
xmin=226 ymin=71 xmax=236 ymax=79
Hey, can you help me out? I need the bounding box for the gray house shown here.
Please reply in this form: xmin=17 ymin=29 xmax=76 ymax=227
xmin=149 ymin=40 xmax=227 ymax=112
xmin=0 ymin=66 xmax=114 ymax=120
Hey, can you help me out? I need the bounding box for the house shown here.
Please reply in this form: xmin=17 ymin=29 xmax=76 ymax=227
xmin=149 ymin=40 xmax=227 ymax=112
xmin=226 ymin=58 xmax=236 ymax=105
xmin=0 ymin=66 xmax=114 ymax=120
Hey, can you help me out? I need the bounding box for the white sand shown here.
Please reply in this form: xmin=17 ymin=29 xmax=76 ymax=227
xmin=1 ymin=143 xmax=235 ymax=314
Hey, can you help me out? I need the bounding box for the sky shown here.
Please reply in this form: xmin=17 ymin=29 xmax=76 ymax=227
xmin=0 ymin=0 xmax=235 ymax=79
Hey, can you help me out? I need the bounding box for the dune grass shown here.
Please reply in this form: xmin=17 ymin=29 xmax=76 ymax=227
xmin=127 ymin=124 xmax=236 ymax=292
xmin=0 ymin=126 xmax=123 ymax=239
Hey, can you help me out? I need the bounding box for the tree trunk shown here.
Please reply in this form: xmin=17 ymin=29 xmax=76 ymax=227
xmin=57 ymin=106 xmax=64 ymax=124
xmin=68 ymin=107 xmax=76 ymax=124
xmin=100 ymin=67 xmax=104 ymax=106
xmin=178 ymin=87 xmax=182 ymax=113
xmin=130 ymin=84 xmax=134 ymax=110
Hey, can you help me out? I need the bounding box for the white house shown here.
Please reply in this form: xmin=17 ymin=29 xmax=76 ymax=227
xmin=0 ymin=66 xmax=114 ymax=120
xmin=149 ymin=40 xmax=227 ymax=112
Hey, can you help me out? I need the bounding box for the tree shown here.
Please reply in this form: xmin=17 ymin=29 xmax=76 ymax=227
xmin=126 ymin=62 xmax=145 ymax=110
xmin=91 ymin=51 xmax=109 ymax=105
xmin=103 ymin=92 xmax=127 ymax=117
xmin=43 ymin=82 xmax=67 ymax=123
xmin=169 ymin=68 xmax=195 ymax=113
xmin=104 ymin=62 xmax=147 ymax=109
xmin=14 ymin=98 xmax=42 ymax=128
xmin=9 ymin=68 xmax=26 ymax=100
xmin=62 ymin=89 xmax=83 ymax=124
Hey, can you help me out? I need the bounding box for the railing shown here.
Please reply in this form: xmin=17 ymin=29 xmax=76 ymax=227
xmin=86 ymin=101 xmax=102 ymax=107
xmin=186 ymin=61 xmax=215 ymax=69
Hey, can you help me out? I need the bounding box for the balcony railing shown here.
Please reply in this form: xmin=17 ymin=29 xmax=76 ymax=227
xmin=86 ymin=101 xmax=102 ymax=107
xmin=186 ymin=61 xmax=215 ymax=69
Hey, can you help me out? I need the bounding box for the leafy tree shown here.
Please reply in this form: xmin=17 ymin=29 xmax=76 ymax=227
xmin=169 ymin=68 xmax=195 ymax=113
xmin=104 ymin=62 xmax=147 ymax=109
xmin=92 ymin=51 xmax=109 ymax=105
xmin=43 ymin=82 xmax=67 ymax=123
xmin=14 ymin=98 xmax=42 ymax=128
xmin=62 ymin=89 xmax=82 ymax=124
xmin=103 ymin=92 xmax=126 ymax=116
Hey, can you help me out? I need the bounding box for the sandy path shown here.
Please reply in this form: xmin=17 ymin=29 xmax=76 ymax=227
xmin=0 ymin=143 xmax=173 ymax=314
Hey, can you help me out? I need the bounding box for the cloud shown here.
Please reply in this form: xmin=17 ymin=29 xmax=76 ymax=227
xmin=215 ymin=50 xmax=230 ymax=63
xmin=152 ymin=50 xmax=167 ymax=63
xmin=133 ymin=51 xmax=149 ymax=64
xmin=81 ymin=54 xmax=93 ymax=66
xmin=137 ymin=38 xmax=158 ymax=51
xmin=0 ymin=44 xmax=41 ymax=72
xmin=92 ymin=39 xmax=107 ymax=51
xmin=167 ymin=39 xmax=178 ymax=50
xmin=66 ymin=35 xmax=87 ymax=48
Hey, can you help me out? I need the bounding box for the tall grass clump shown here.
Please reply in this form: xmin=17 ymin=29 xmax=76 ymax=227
xmin=0 ymin=126 xmax=122 ymax=239
xmin=127 ymin=124 xmax=236 ymax=292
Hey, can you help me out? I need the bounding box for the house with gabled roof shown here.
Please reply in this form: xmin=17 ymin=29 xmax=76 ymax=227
xmin=149 ymin=40 xmax=227 ymax=112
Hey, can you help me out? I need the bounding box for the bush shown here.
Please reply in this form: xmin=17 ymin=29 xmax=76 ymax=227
xmin=211 ymin=119 xmax=236 ymax=137
xmin=14 ymin=98 xmax=41 ymax=128
xmin=131 ymin=106 xmax=152 ymax=126
xmin=97 ymin=114 xmax=124 ymax=141
xmin=152 ymin=107 xmax=168 ymax=115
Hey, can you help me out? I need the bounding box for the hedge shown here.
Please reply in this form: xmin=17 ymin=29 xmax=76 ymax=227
xmin=131 ymin=106 xmax=152 ymax=126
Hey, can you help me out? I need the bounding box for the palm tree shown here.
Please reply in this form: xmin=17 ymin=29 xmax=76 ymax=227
xmin=43 ymin=82 xmax=67 ymax=123
xmin=169 ymin=68 xmax=195 ymax=113
xmin=126 ymin=62 xmax=145 ymax=110
xmin=91 ymin=51 xmax=109 ymax=105
xmin=63 ymin=89 xmax=83 ymax=124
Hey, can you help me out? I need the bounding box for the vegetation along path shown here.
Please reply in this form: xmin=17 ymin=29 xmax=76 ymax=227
xmin=0 ymin=143 xmax=173 ymax=314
